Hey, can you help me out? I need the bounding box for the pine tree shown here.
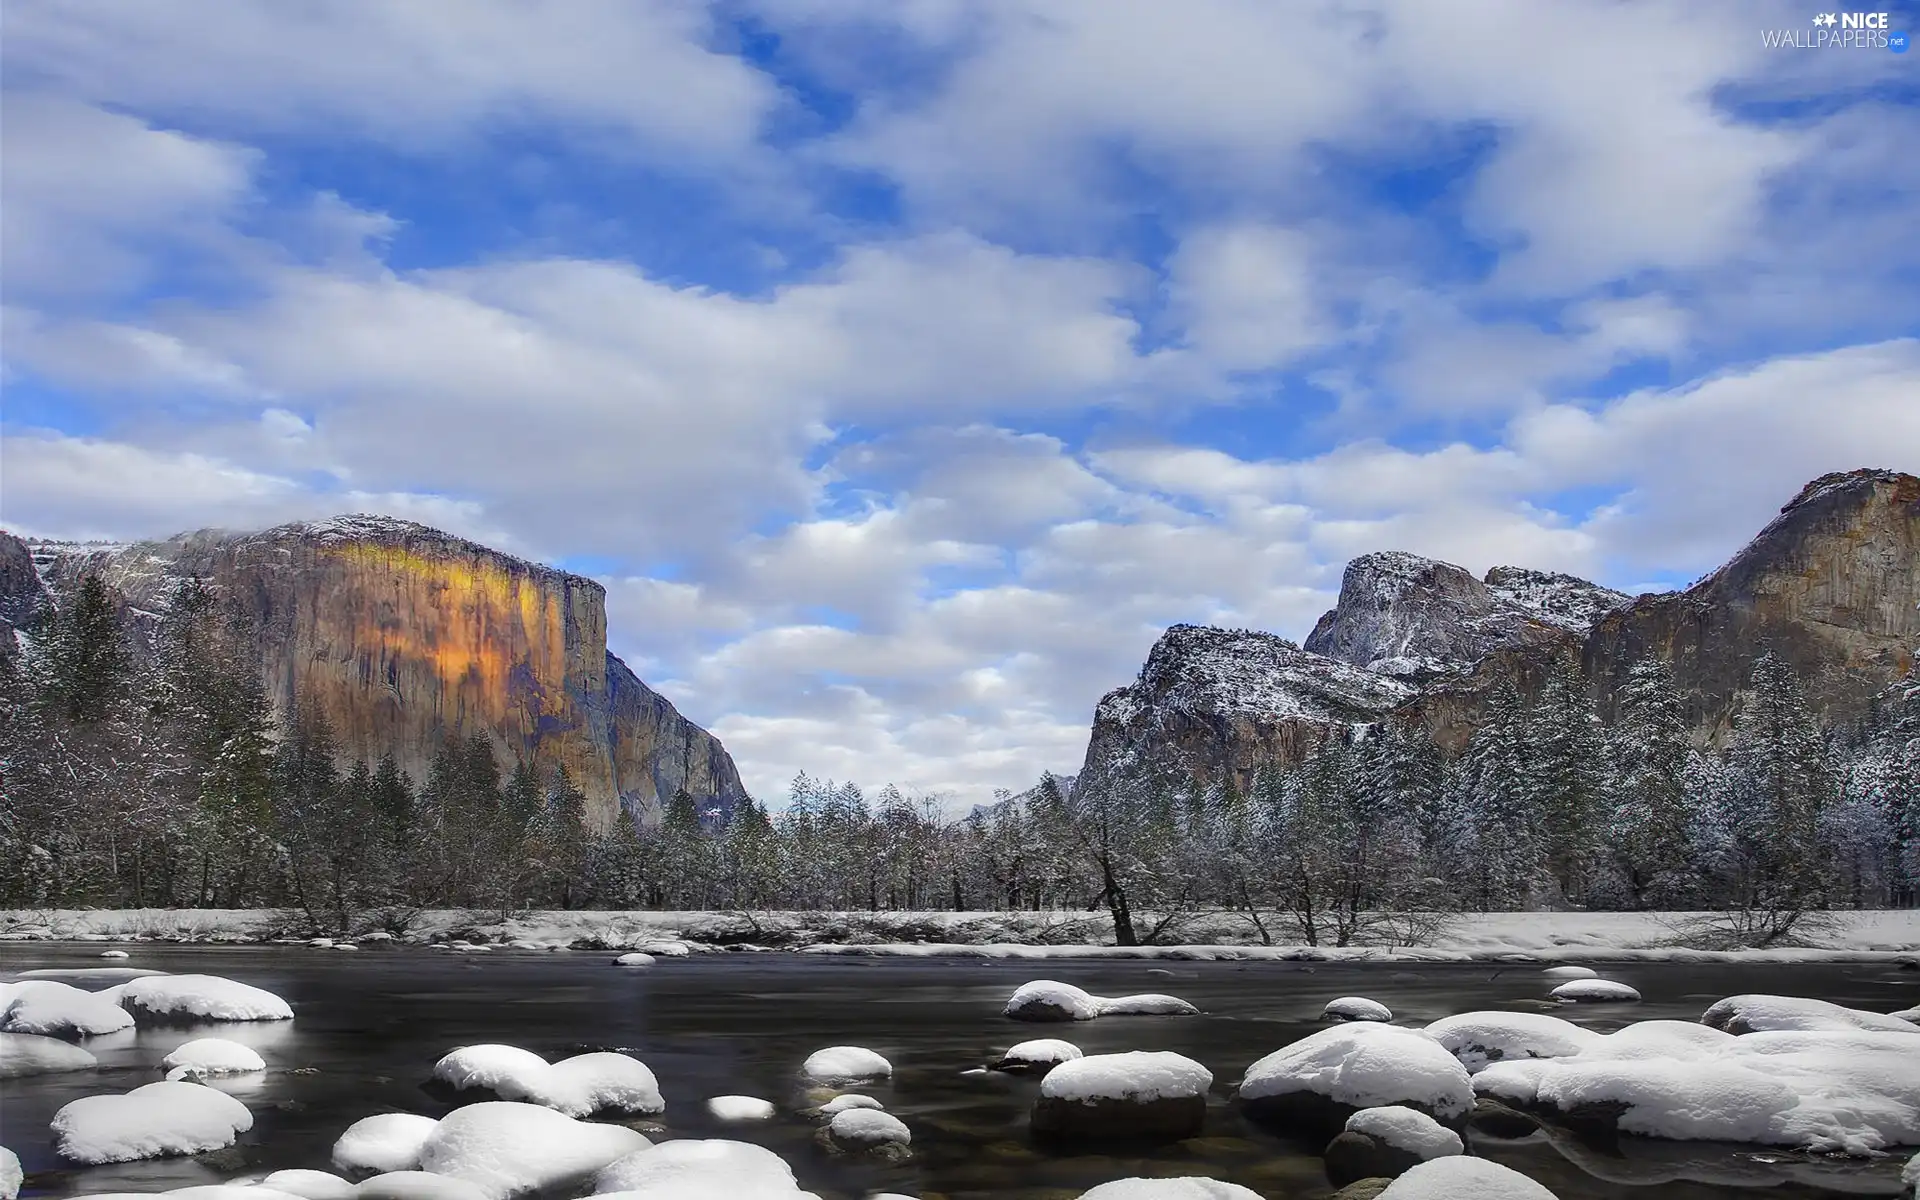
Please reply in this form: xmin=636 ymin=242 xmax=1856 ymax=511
xmin=1723 ymin=654 xmax=1838 ymax=941
xmin=39 ymin=574 xmax=131 ymax=725
xmin=1525 ymin=655 xmax=1605 ymax=906
xmin=1606 ymin=659 xmax=1697 ymax=908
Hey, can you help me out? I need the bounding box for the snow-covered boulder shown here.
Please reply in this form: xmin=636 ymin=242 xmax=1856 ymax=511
xmin=1541 ymin=966 xmax=1597 ymax=980
xmin=161 ymin=1037 xmax=265 ymax=1077
xmin=430 ymin=1045 xmax=663 ymax=1117
xmin=612 ymin=953 xmax=655 ymax=967
xmin=1702 ymin=994 xmax=1920 ymax=1036
xmin=353 ymin=1171 xmax=489 ymax=1200
xmin=414 ymin=1101 xmax=649 ymax=1199
xmin=1324 ymin=1105 xmax=1463 ymax=1187
xmin=707 ymin=1095 xmax=775 ymax=1121
xmin=1239 ymin=1023 xmax=1473 ymax=1137
xmin=1074 ymin=1181 xmax=1260 ymax=1200
xmin=1375 ymin=1156 xmax=1559 ymax=1198
xmin=1322 ymin=997 xmax=1393 ymax=1023
xmin=117 ymin=975 xmax=293 ymax=1023
xmin=1098 ymin=993 xmax=1200 ymax=1016
xmin=1902 ymin=1149 xmax=1918 ymax=1197
xmin=990 ymin=1038 xmax=1083 ymax=1074
xmin=818 ymin=1094 xmax=884 ymax=1116
xmin=1 ymin=1031 xmax=99 ymax=1077
xmin=1 ymin=980 xmax=135 ymax=1038
xmin=639 ymin=940 xmax=693 ymax=956
xmin=1475 ymin=1026 xmax=1920 ymax=1153
xmin=1032 ymin=1050 xmax=1212 ymax=1141
xmin=1893 ymin=1005 xmax=1919 ymax=1024
xmin=332 ymin=1113 xmax=441 ymax=1175
xmin=823 ymin=1109 xmax=911 ymax=1155
xmin=0 ymin=1146 xmax=19 ymax=1200
xmin=100 ymin=950 xmax=130 ymax=959
xmin=1550 ymin=979 xmax=1640 ymax=1004
xmin=259 ymin=1169 xmax=356 ymax=1199
xmin=1003 ymin=981 xmax=1197 ymax=1021
xmin=594 ymin=1138 xmax=818 ymax=1198
xmin=1424 ymin=1012 xmax=1601 ymax=1073
xmin=50 ymin=1080 xmax=253 ymax=1163
xmin=801 ymin=1045 xmax=892 ymax=1084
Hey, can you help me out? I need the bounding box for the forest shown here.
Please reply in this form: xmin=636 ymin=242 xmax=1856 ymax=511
xmin=2 ymin=572 xmax=1916 ymax=946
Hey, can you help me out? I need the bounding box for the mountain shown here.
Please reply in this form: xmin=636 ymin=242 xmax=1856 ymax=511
xmin=6 ymin=515 xmax=747 ymax=828
xmin=1079 ymin=468 xmax=1919 ymax=793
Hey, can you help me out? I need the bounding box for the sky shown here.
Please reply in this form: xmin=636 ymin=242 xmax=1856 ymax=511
xmin=3 ymin=0 xmax=1917 ymax=809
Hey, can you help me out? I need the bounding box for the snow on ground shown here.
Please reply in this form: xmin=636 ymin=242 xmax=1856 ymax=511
xmin=431 ymin=1045 xmax=663 ymax=1117
xmin=1475 ymin=1024 xmax=1920 ymax=1153
xmin=257 ymin=1169 xmax=356 ymax=1199
xmin=1345 ymin=1105 xmax=1463 ymax=1159
xmin=827 ymin=1108 xmax=910 ymax=1147
xmin=0 ymin=979 xmax=136 ymax=1037
xmin=161 ymin=1036 xmax=266 ymax=1077
xmin=116 ymin=975 xmax=292 ymax=1023
xmin=1040 ymin=1052 xmax=1212 ymax=1104
xmin=1074 ymin=1180 xmax=1261 ymax=1200
xmin=332 ymin=1113 xmax=442 ymax=1174
xmin=414 ymin=1102 xmax=649 ymax=1199
xmin=50 ymin=1080 xmax=254 ymax=1163
xmin=1702 ymin=994 xmax=1920 ymax=1036
xmin=592 ymin=1138 xmax=818 ymax=1198
xmin=1424 ymin=1012 xmax=1601 ymax=1073
xmin=1550 ymin=979 xmax=1641 ymax=1003
xmin=0 ymin=1031 xmax=98 ymax=1077
xmin=1004 ymin=980 xmax=1198 ymax=1020
xmin=1240 ymin=1023 xmax=1474 ymax=1120
xmin=1376 ymin=1156 xmax=1559 ymax=1198
xmin=1322 ymin=997 xmax=1392 ymax=1022
xmin=707 ymin=1095 xmax=775 ymax=1121
xmin=801 ymin=1046 xmax=891 ymax=1084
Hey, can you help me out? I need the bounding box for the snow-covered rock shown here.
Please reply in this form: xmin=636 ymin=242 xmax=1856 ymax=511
xmin=1003 ymin=980 xmax=1196 ymax=1021
xmin=1550 ymin=979 xmax=1640 ymax=1003
xmin=1322 ymin=997 xmax=1392 ymax=1023
xmin=707 ymin=1095 xmax=774 ymax=1121
xmin=594 ymin=1138 xmax=817 ymax=1198
xmin=826 ymin=1109 xmax=910 ymax=1149
xmin=1540 ymin=966 xmax=1597 ymax=980
xmin=161 ymin=1036 xmax=266 ymax=1076
xmin=1097 ymin=993 xmax=1200 ymax=1016
xmin=1 ymin=979 xmax=135 ymax=1038
xmin=1892 ymin=1005 xmax=1919 ymax=1024
xmin=1239 ymin=1023 xmax=1473 ymax=1136
xmin=332 ymin=1113 xmax=441 ymax=1175
xmin=117 ymin=974 xmax=293 ymax=1023
xmin=353 ymin=1171 xmax=490 ymax=1200
xmin=640 ymin=940 xmax=692 ymax=957
xmin=1074 ymin=1181 xmax=1261 ymax=1200
xmin=991 ymin=1038 xmax=1083 ymax=1073
xmin=414 ymin=1102 xmax=649 ymax=1198
xmin=1375 ymin=1156 xmax=1559 ymax=1199
xmin=100 ymin=950 xmax=130 ymax=959
xmin=1032 ymin=1051 xmax=1212 ymax=1141
xmin=1702 ymin=994 xmax=1920 ymax=1036
xmin=1 ymin=1030 xmax=99 ymax=1077
xmin=259 ymin=1169 xmax=357 ymax=1199
xmin=1424 ymin=1012 xmax=1600 ymax=1073
xmin=818 ymin=1094 xmax=883 ymax=1116
xmin=51 ymin=1080 xmax=253 ymax=1163
xmin=0 ymin=1146 xmax=19 ymax=1200
xmin=1903 ymin=1149 xmax=1918 ymax=1194
xmin=431 ymin=1045 xmax=663 ymax=1117
xmin=612 ymin=953 xmax=655 ymax=967
xmin=1345 ymin=1106 xmax=1465 ymax=1158
xmin=1475 ymin=1026 xmax=1920 ymax=1153
xmin=801 ymin=1045 xmax=891 ymax=1084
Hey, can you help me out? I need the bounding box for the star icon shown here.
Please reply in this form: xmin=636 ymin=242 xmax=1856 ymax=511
xmin=1814 ymin=12 xmax=1837 ymax=26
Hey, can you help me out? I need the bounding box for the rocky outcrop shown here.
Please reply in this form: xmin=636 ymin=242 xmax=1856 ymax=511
xmin=1586 ymin=468 xmax=1919 ymax=740
xmin=19 ymin=515 xmax=746 ymax=829
xmin=0 ymin=532 xmax=51 ymax=643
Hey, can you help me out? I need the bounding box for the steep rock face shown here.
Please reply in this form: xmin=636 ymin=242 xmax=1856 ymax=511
xmin=1079 ymin=625 xmax=1414 ymax=797
xmin=21 ymin=515 xmax=746 ymax=828
xmin=1585 ymin=468 xmax=1920 ymax=740
xmin=1304 ymin=551 xmax=1626 ymax=683
xmin=0 ymin=531 xmax=50 ymax=636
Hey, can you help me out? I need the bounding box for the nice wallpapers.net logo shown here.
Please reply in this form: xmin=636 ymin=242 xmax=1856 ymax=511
xmin=1762 ymin=11 xmax=1910 ymax=49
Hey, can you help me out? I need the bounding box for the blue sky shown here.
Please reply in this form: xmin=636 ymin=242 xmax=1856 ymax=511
xmin=3 ymin=0 xmax=1917 ymax=807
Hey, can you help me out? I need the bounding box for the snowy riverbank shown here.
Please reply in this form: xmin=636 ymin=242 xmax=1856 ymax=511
xmin=2 ymin=908 xmax=1917 ymax=963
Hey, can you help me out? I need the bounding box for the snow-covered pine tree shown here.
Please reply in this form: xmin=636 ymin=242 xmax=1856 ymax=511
xmin=1605 ymin=658 xmax=1697 ymax=908
xmin=1523 ymin=653 xmax=1606 ymax=907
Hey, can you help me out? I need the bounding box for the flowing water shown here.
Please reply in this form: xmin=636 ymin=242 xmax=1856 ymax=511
xmin=3 ymin=945 xmax=1917 ymax=1198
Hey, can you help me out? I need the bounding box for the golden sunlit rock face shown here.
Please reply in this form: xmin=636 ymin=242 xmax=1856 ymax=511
xmin=65 ymin=517 xmax=745 ymax=829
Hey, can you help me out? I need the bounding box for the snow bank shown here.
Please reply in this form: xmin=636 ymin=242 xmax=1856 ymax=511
xmin=332 ymin=1113 xmax=441 ymax=1174
xmin=707 ymin=1095 xmax=775 ymax=1121
xmin=1041 ymin=1052 xmax=1212 ymax=1104
xmin=593 ymin=1138 xmax=816 ymax=1198
xmin=1323 ymin=997 xmax=1392 ymax=1023
xmin=828 ymin=1109 xmax=910 ymax=1147
xmin=1344 ymin=1106 xmax=1463 ymax=1159
xmin=1074 ymin=1180 xmax=1261 ymax=1200
xmin=431 ymin=1045 xmax=663 ymax=1117
xmin=1702 ymin=994 xmax=1920 ymax=1036
xmin=117 ymin=974 xmax=293 ymax=1023
xmin=1424 ymin=1012 xmax=1600 ymax=1073
xmin=1375 ymin=1157 xmax=1558 ymax=1199
xmin=353 ymin=1171 xmax=490 ymax=1200
xmin=801 ymin=1045 xmax=891 ymax=1084
xmin=993 ymin=1038 xmax=1083 ymax=1071
xmin=1003 ymin=980 xmax=1197 ymax=1020
xmin=1 ymin=979 xmax=135 ymax=1037
xmin=1475 ymin=1025 xmax=1920 ymax=1153
xmin=415 ymin=1101 xmax=649 ymax=1198
xmin=818 ymin=1094 xmax=883 ymax=1115
xmin=1 ymin=1030 xmax=98 ymax=1077
xmin=1240 ymin=1023 xmax=1474 ymax=1121
xmin=259 ymin=1170 xmax=355 ymax=1199
xmin=1550 ymin=979 xmax=1640 ymax=1003
xmin=51 ymin=1080 xmax=253 ymax=1163
xmin=161 ymin=1036 xmax=265 ymax=1076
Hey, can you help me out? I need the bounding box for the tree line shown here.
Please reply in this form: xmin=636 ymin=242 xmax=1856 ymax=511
xmin=2 ymin=571 xmax=1915 ymax=946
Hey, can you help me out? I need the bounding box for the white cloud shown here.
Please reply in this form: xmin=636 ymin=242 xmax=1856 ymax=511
xmin=1166 ymin=223 xmax=1328 ymax=370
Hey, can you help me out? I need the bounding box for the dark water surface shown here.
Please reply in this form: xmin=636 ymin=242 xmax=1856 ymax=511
xmin=3 ymin=946 xmax=1917 ymax=1198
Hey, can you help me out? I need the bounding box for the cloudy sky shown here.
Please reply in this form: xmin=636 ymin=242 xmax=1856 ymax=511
xmin=3 ymin=1 xmax=1916 ymax=807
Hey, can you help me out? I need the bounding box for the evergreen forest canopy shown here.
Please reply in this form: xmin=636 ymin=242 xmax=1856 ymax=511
xmin=2 ymin=571 xmax=1916 ymax=946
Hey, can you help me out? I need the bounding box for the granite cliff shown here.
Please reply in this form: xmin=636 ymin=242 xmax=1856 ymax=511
xmin=1080 ymin=468 xmax=1918 ymax=791
xmin=8 ymin=516 xmax=747 ymax=829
